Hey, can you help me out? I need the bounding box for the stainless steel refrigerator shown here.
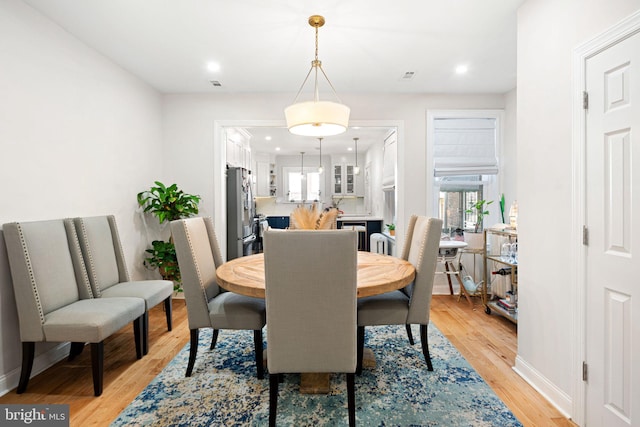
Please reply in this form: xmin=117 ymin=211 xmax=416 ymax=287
xmin=226 ymin=166 xmax=256 ymax=260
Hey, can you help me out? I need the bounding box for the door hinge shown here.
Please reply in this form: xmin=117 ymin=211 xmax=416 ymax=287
xmin=583 ymin=225 xmax=589 ymax=246
xmin=583 ymin=91 xmax=589 ymax=109
xmin=583 ymin=361 xmax=588 ymax=382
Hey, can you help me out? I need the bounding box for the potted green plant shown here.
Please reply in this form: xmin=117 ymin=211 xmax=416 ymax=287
xmin=386 ymin=223 xmax=396 ymax=236
xmin=137 ymin=182 xmax=201 ymax=293
xmin=466 ymin=199 xmax=493 ymax=233
xmin=137 ymin=181 xmax=201 ymax=224
xmin=143 ymin=240 xmax=181 ymax=288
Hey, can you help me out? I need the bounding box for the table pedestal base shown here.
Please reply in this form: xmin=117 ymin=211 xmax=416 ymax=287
xmin=300 ymin=373 xmax=330 ymax=394
xmin=299 ymin=348 xmax=376 ymax=394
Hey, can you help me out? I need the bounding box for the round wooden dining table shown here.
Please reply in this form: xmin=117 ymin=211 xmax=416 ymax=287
xmin=216 ymin=251 xmax=414 ymax=394
xmin=215 ymin=251 xmax=416 ymax=299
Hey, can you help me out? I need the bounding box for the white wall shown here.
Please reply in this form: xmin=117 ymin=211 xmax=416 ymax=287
xmin=0 ymin=1 xmax=163 ymax=394
xmin=516 ymin=0 xmax=640 ymax=418
xmin=162 ymin=93 xmax=508 ymax=254
xmin=502 ymin=88 xmax=518 ymax=215
xmin=365 ymin=137 xmax=385 ymax=218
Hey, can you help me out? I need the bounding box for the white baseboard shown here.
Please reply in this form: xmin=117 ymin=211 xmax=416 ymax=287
xmin=0 ymin=342 xmax=70 ymax=397
xmin=514 ymin=355 xmax=572 ymax=419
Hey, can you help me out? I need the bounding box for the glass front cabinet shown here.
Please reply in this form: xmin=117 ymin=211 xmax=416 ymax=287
xmin=333 ymin=164 xmax=357 ymax=195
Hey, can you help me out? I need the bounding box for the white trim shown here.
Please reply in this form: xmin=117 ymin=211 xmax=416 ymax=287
xmin=0 ymin=343 xmax=69 ymax=397
xmin=571 ymin=9 xmax=640 ymax=426
xmin=514 ymin=355 xmax=572 ymax=419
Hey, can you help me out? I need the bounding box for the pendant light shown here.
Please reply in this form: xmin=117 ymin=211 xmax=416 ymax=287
xmin=353 ymin=137 xmax=360 ymax=175
xmin=318 ymin=137 xmax=324 ymax=174
xmin=300 ymin=152 xmax=306 ymax=179
xmin=284 ymin=15 xmax=350 ymax=137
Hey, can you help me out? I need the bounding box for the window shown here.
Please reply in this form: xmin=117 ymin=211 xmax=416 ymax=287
xmin=436 ymin=175 xmax=485 ymax=232
xmin=284 ymin=167 xmax=322 ymax=202
xmin=428 ymin=110 xmax=503 ymax=233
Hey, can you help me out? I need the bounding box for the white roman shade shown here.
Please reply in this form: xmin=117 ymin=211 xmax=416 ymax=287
xmin=433 ymin=118 xmax=498 ymax=177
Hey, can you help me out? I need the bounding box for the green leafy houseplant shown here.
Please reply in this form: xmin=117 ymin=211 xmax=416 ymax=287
xmin=137 ymin=182 xmax=201 ymax=292
xmin=137 ymin=181 xmax=201 ymax=224
xmin=466 ymin=199 xmax=493 ymax=233
xmin=386 ymin=223 xmax=396 ymax=235
xmin=143 ymin=240 xmax=181 ymax=291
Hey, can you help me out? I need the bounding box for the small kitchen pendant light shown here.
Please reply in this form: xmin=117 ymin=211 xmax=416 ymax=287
xmin=317 ymin=138 xmax=324 ymax=173
xmin=353 ymin=137 xmax=360 ymax=175
xmin=284 ymin=15 xmax=350 ymax=137
xmin=300 ymin=152 xmax=306 ymax=179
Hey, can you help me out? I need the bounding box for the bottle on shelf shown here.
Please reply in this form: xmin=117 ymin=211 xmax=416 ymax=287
xmin=492 ymin=267 xmax=512 ymax=276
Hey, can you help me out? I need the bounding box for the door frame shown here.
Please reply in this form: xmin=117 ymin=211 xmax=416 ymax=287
xmin=572 ymin=10 xmax=640 ymax=426
xmin=213 ymin=119 xmax=405 ymax=259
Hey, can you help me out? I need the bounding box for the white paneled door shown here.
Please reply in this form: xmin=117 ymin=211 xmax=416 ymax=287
xmin=585 ymin=29 xmax=640 ymax=427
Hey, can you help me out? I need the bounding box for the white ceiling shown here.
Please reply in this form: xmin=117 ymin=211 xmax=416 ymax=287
xmin=243 ymin=125 xmax=392 ymax=156
xmin=23 ymin=0 xmax=524 ymax=95
xmin=23 ymin=0 xmax=523 ymax=155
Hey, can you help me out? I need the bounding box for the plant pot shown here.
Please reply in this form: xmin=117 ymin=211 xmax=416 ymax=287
xmin=389 ymin=229 xmax=395 ymax=236
xmin=464 ymin=231 xmax=484 ymax=250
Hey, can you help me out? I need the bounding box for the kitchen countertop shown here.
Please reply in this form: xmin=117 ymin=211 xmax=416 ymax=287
xmin=337 ymin=216 xmax=383 ymax=221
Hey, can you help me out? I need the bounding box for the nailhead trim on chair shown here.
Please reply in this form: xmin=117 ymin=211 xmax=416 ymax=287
xmin=76 ymin=219 xmax=103 ymax=298
xmin=182 ymin=220 xmax=210 ymax=300
xmin=107 ymin=215 xmax=132 ymax=282
xmin=14 ymin=223 xmax=46 ymax=324
xmin=66 ymin=219 xmax=94 ymax=299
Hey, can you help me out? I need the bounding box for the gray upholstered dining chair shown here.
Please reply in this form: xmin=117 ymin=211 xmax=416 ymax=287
xmin=3 ymin=219 xmax=146 ymax=396
xmin=263 ymin=229 xmax=358 ymax=427
xmin=74 ymin=215 xmax=173 ymax=355
xmin=356 ymin=215 xmax=443 ymax=374
xmin=170 ymin=217 xmax=266 ymax=378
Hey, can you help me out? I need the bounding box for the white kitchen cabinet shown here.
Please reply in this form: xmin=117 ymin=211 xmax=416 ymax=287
xmin=332 ymin=163 xmax=362 ymax=195
xmin=256 ymin=162 xmax=270 ymax=196
xmin=225 ymin=128 xmax=251 ymax=171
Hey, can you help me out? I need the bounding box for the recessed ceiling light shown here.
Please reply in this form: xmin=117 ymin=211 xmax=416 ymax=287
xmin=455 ymin=65 xmax=468 ymax=75
xmin=265 ymin=136 xmax=272 ymax=141
xmin=275 ymin=147 xmax=281 ymax=151
xmin=347 ymin=147 xmax=353 ymax=151
xmin=207 ymin=61 xmax=221 ymax=73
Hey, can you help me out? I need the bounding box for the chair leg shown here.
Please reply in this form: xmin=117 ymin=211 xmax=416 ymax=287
xmin=142 ymin=310 xmax=149 ymax=355
xmin=405 ymin=324 xmax=415 ymax=345
xmin=17 ymin=342 xmax=35 ymax=394
xmin=164 ymin=297 xmax=173 ymax=331
xmin=356 ymin=326 xmax=365 ymax=375
xmin=133 ymin=316 xmax=143 ymax=359
xmin=420 ymin=324 xmax=433 ymax=371
xmin=444 ymin=261 xmax=455 ymax=295
xmin=210 ymin=329 xmax=219 ymax=350
xmin=68 ymin=342 xmax=85 ymax=361
xmin=347 ymin=372 xmax=356 ymax=427
xmin=254 ymin=329 xmax=264 ymax=379
xmin=90 ymin=342 xmax=104 ymax=396
xmin=269 ymin=374 xmax=279 ymax=427
xmin=186 ymin=329 xmax=199 ymax=377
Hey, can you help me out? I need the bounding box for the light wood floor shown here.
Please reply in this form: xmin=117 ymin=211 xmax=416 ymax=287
xmin=0 ymin=297 xmax=576 ymax=426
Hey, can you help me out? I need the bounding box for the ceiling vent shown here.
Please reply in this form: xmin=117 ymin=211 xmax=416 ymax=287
xmin=210 ymin=80 xmax=222 ymax=87
xmin=400 ymin=71 xmax=415 ymax=81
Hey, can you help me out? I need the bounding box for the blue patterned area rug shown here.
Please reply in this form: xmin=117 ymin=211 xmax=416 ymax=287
xmin=111 ymin=324 xmax=522 ymax=426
